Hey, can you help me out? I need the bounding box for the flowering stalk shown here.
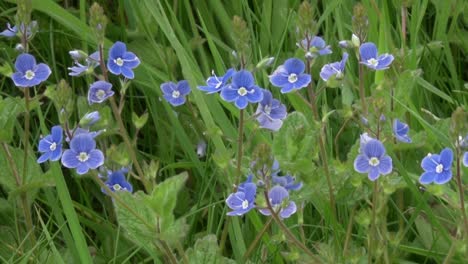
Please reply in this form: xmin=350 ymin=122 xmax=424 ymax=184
xmin=98 ymin=43 xmax=151 ymax=192
xmin=455 ymin=144 xmax=468 ymax=238
xmin=358 ymin=63 xmax=367 ymax=116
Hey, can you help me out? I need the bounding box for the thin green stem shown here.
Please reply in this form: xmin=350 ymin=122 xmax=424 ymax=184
xmin=455 ymin=146 xmax=468 ymax=238
xmin=343 ymin=205 xmax=357 ymax=256
xmin=243 ymin=217 xmax=273 ymax=261
xmin=358 ymin=64 xmax=368 ymax=116
xmin=235 ymin=109 xmax=245 ymax=187
xmin=369 ymin=181 xmax=378 ymax=263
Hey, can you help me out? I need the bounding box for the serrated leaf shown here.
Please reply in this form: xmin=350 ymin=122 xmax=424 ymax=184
xmin=185 ymin=235 xmax=236 ymax=264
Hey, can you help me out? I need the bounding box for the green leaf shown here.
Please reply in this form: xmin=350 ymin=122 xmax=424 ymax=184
xmin=0 ymin=97 xmax=23 ymax=143
xmin=185 ymin=235 xmax=236 ymax=264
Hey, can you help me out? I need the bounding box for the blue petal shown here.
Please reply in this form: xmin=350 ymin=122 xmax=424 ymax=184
xmin=34 ymin=63 xmax=52 ymax=82
xmin=121 ymin=67 xmax=135 ymax=79
xmin=258 ymin=208 xmax=271 ymax=216
xmin=368 ymin=167 xmax=380 ymax=181
xmin=245 ymin=86 xmax=263 ymax=103
xmin=86 ymin=149 xmax=104 ymax=169
xmin=354 ymin=154 xmax=369 ymax=173
xmin=340 ymin=52 xmax=349 ymax=69
xmin=170 ymin=97 xmax=186 ymax=107
xmin=310 ymin=36 xmax=326 ymax=49
xmin=235 ymin=96 xmax=248 ymax=109
xmin=259 ymin=117 xmax=283 ymax=131
xmin=51 ymin=125 xmax=63 ymax=142
xmin=268 ymin=185 xmax=288 ymax=205
xmin=15 ymin=53 xmax=36 ymax=73
xmin=49 ymin=147 xmax=62 ymax=161
xmin=70 ymin=134 xmax=96 ymax=153
xmin=378 ymin=155 xmax=392 ymax=175
xmin=292 ymin=74 xmax=311 ymax=90
xmin=226 ymin=192 xmax=245 ymax=208
xmin=242 ymin=182 xmax=257 ymax=201
xmin=123 ymin=52 xmax=140 ymax=68
xmin=269 ymin=103 xmax=287 ymax=120
xmin=37 ymin=152 xmax=51 ymax=163
xmin=421 ymin=154 xmax=439 ymax=172
xmin=76 ymin=163 xmax=90 ymax=175
xmin=61 ymin=150 xmax=80 ymax=168
xmin=220 ymin=87 xmax=239 ymax=102
xmin=270 ymin=73 xmax=289 ymax=88
xmin=463 ymin=152 xmax=468 ymax=167
xmin=320 ymin=64 xmax=337 ymax=81
xmin=376 ymin=54 xmax=394 ymax=69
xmin=232 ymin=70 xmax=254 ymax=89
xmin=197 ymin=85 xmax=219 ymax=94
xmin=360 ymin=42 xmax=378 ymax=61
xmin=280 ymin=83 xmax=296 ymax=93
xmin=177 ymin=80 xmax=191 ymax=95
xmin=318 ymin=47 xmax=332 ymax=55
xmin=283 ymin=58 xmax=305 ymax=74
xmin=434 ymin=170 xmax=452 ymax=184
xmin=439 ymin=148 xmax=453 ymax=168
xmin=109 ymin=41 xmax=126 ymax=59
xmin=38 ymin=135 xmax=53 ymax=152
xmin=107 ymin=59 xmax=122 ymax=75
xmin=364 ymin=139 xmax=385 ymax=158
xmin=280 ymin=201 xmax=297 ymax=219
xmin=161 ymin=82 xmax=176 ymax=95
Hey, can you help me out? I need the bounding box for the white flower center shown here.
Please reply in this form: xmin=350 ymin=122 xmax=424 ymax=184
xmin=49 ymin=142 xmax=57 ymax=151
xmin=241 ymin=200 xmax=249 ymax=209
xmin=77 ymin=152 xmax=89 ymax=162
xmin=96 ymin=89 xmax=106 ymax=100
xmin=115 ymin=57 xmax=124 ymax=66
xmin=369 ymin=157 xmax=380 ymax=167
xmin=335 ymin=71 xmax=344 ymax=79
xmin=112 ymin=184 xmax=122 ymax=191
xmin=436 ymin=164 xmax=444 ymax=173
xmin=172 ymin=90 xmax=180 ymax=98
xmin=264 ymin=105 xmax=272 ymax=115
xmin=288 ymin=73 xmax=298 ymax=83
xmin=238 ymin=87 xmax=248 ymax=96
xmin=367 ymin=58 xmax=378 ymax=67
xmin=25 ymin=70 xmax=35 ymax=80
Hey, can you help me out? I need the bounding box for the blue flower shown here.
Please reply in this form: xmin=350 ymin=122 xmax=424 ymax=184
xmin=419 ymin=148 xmax=453 ymax=184
xmin=272 ymin=175 xmax=302 ymax=191
xmin=68 ymin=51 xmax=100 ymax=76
xmin=359 ymin=42 xmax=394 ymax=70
xmin=308 ymin=36 xmax=332 ymax=57
xmin=198 ymin=68 xmax=235 ymax=94
xmin=220 ymin=70 xmax=263 ymax=109
xmin=269 ymin=58 xmax=311 ymax=93
xmin=259 ymin=185 xmax=297 ymax=219
xmin=65 ymin=127 xmax=104 ymax=142
xmin=88 ymin=81 xmax=114 ymax=104
xmin=320 ymin=52 xmax=349 ymax=82
xmin=80 ymin=111 xmax=100 ymax=127
xmin=226 ymin=177 xmax=256 ymax=216
xmin=107 ymin=41 xmax=140 ymax=79
xmin=161 ymin=80 xmax=191 ymax=106
xmin=61 ymin=133 xmax=104 ymax=175
xmin=0 ymin=21 xmax=37 ymax=39
xmin=255 ymin=90 xmax=287 ymax=131
xmin=11 ymin=53 xmax=51 ymax=88
xmin=463 ymin=152 xmax=468 ymax=167
xmin=37 ymin=125 xmax=63 ymax=163
xmin=393 ymin=119 xmax=411 ymax=143
xmin=354 ymin=138 xmax=393 ymax=181
xmin=102 ymin=169 xmax=133 ymax=193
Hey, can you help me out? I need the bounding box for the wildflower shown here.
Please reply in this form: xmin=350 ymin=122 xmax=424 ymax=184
xmin=107 ymin=41 xmax=140 ymax=79
xmin=161 ymin=80 xmax=191 ymax=106
xmin=198 ymin=68 xmax=235 ymax=94
xmin=61 ymin=133 xmax=104 ymax=175
xmin=269 ymin=58 xmax=311 ymax=93
xmin=320 ymin=52 xmax=349 ymax=82
xmin=79 ymin=111 xmax=100 ymax=127
xmin=354 ymin=138 xmax=393 ymax=181
xmin=102 ymin=169 xmax=133 ymax=193
xmin=419 ymin=148 xmax=453 ymax=184
xmin=226 ymin=177 xmax=257 ymax=216
xmin=65 ymin=127 xmax=104 ymax=142
xmin=259 ymin=185 xmax=297 ymax=219
xmin=220 ymin=70 xmax=263 ymax=109
xmin=11 ymin=53 xmax=51 ymax=88
xmin=0 ymin=21 xmax=37 ymax=39
xmin=272 ymin=174 xmax=302 ymax=191
xmin=68 ymin=51 xmax=100 ymax=76
xmin=88 ymin=81 xmax=114 ymax=104
xmin=393 ymin=119 xmax=411 ymax=143
xmin=299 ymin=36 xmax=332 ymax=58
xmin=37 ymin=125 xmax=63 ymax=163
xmin=255 ymin=90 xmax=287 ymax=131
xmin=359 ymin=42 xmax=394 ymax=70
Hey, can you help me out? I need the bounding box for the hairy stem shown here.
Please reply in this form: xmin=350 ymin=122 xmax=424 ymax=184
xmin=243 ymin=217 xmax=273 ymax=261
xmin=455 ymin=147 xmax=468 ymax=238
xmin=358 ymin=64 xmax=368 ymax=116
xmin=235 ymin=109 xmax=245 ymax=186
xmin=369 ymin=181 xmax=378 ymax=263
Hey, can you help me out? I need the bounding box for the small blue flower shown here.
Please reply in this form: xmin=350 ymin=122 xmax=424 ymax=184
xmin=61 ymin=133 xmax=104 ymax=175
xmin=161 ymin=80 xmax=191 ymax=106
xmin=80 ymin=111 xmax=100 ymax=127
xmin=269 ymin=58 xmax=311 ymax=93
xmin=88 ymin=81 xmax=114 ymax=104
xmin=198 ymin=68 xmax=235 ymax=94
xmin=320 ymin=52 xmax=348 ymax=82
xmin=107 ymin=41 xmax=140 ymax=79
xmin=419 ymin=148 xmax=453 ymax=184
xmin=65 ymin=127 xmax=104 ymax=142
xmin=37 ymin=125 xmax=63 ymax=163
xmin=259 ymin=185 xmax=297 ymax=219
xmin=0 ymin=21 xmax=37 ymax=39
xmin=299 ymin=36 xmax=332 ymax=58
xmin=226 ymin=178 xmax=256 ymax=216
xmin=393 ymin=119 xmax=411 ymax=143
xmin=255 ymin=90 xmax=287 ymax=131
xmin=359 ymin=42 xmax=394 ymax=70
xmin=102 ymin=169 xmax=133 ymax=193
xmin=220 ymin=70 xmax=263 ymax=109
xmin=354 ymin=138 xmax=393 ymax=181
xmin=463 ymin=152 xmax=468 ymax=167
xmin=68 ymin=51 xmax=100 ymax=76
xmin=272 ymin=175 xmax=302 ymax=191
xmin=11 ymin=53 xmax=51 ymax=88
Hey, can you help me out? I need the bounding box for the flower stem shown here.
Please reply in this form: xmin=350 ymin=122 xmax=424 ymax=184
xmin=358 ymin=63 xmax=368 ymax=116
xmin=455 ymin=146 xmax=468 ymax=238
xmin=368 ymin=180 xmax=378 ymax=263
xmin=243 ymin=217 xmax=273 ymax=261
xmin=235 ymin=109 xmax=245 ymax=187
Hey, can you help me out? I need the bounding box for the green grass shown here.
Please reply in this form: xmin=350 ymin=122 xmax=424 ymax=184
xmin=0 ymin=0 xmax=467 ymax=263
